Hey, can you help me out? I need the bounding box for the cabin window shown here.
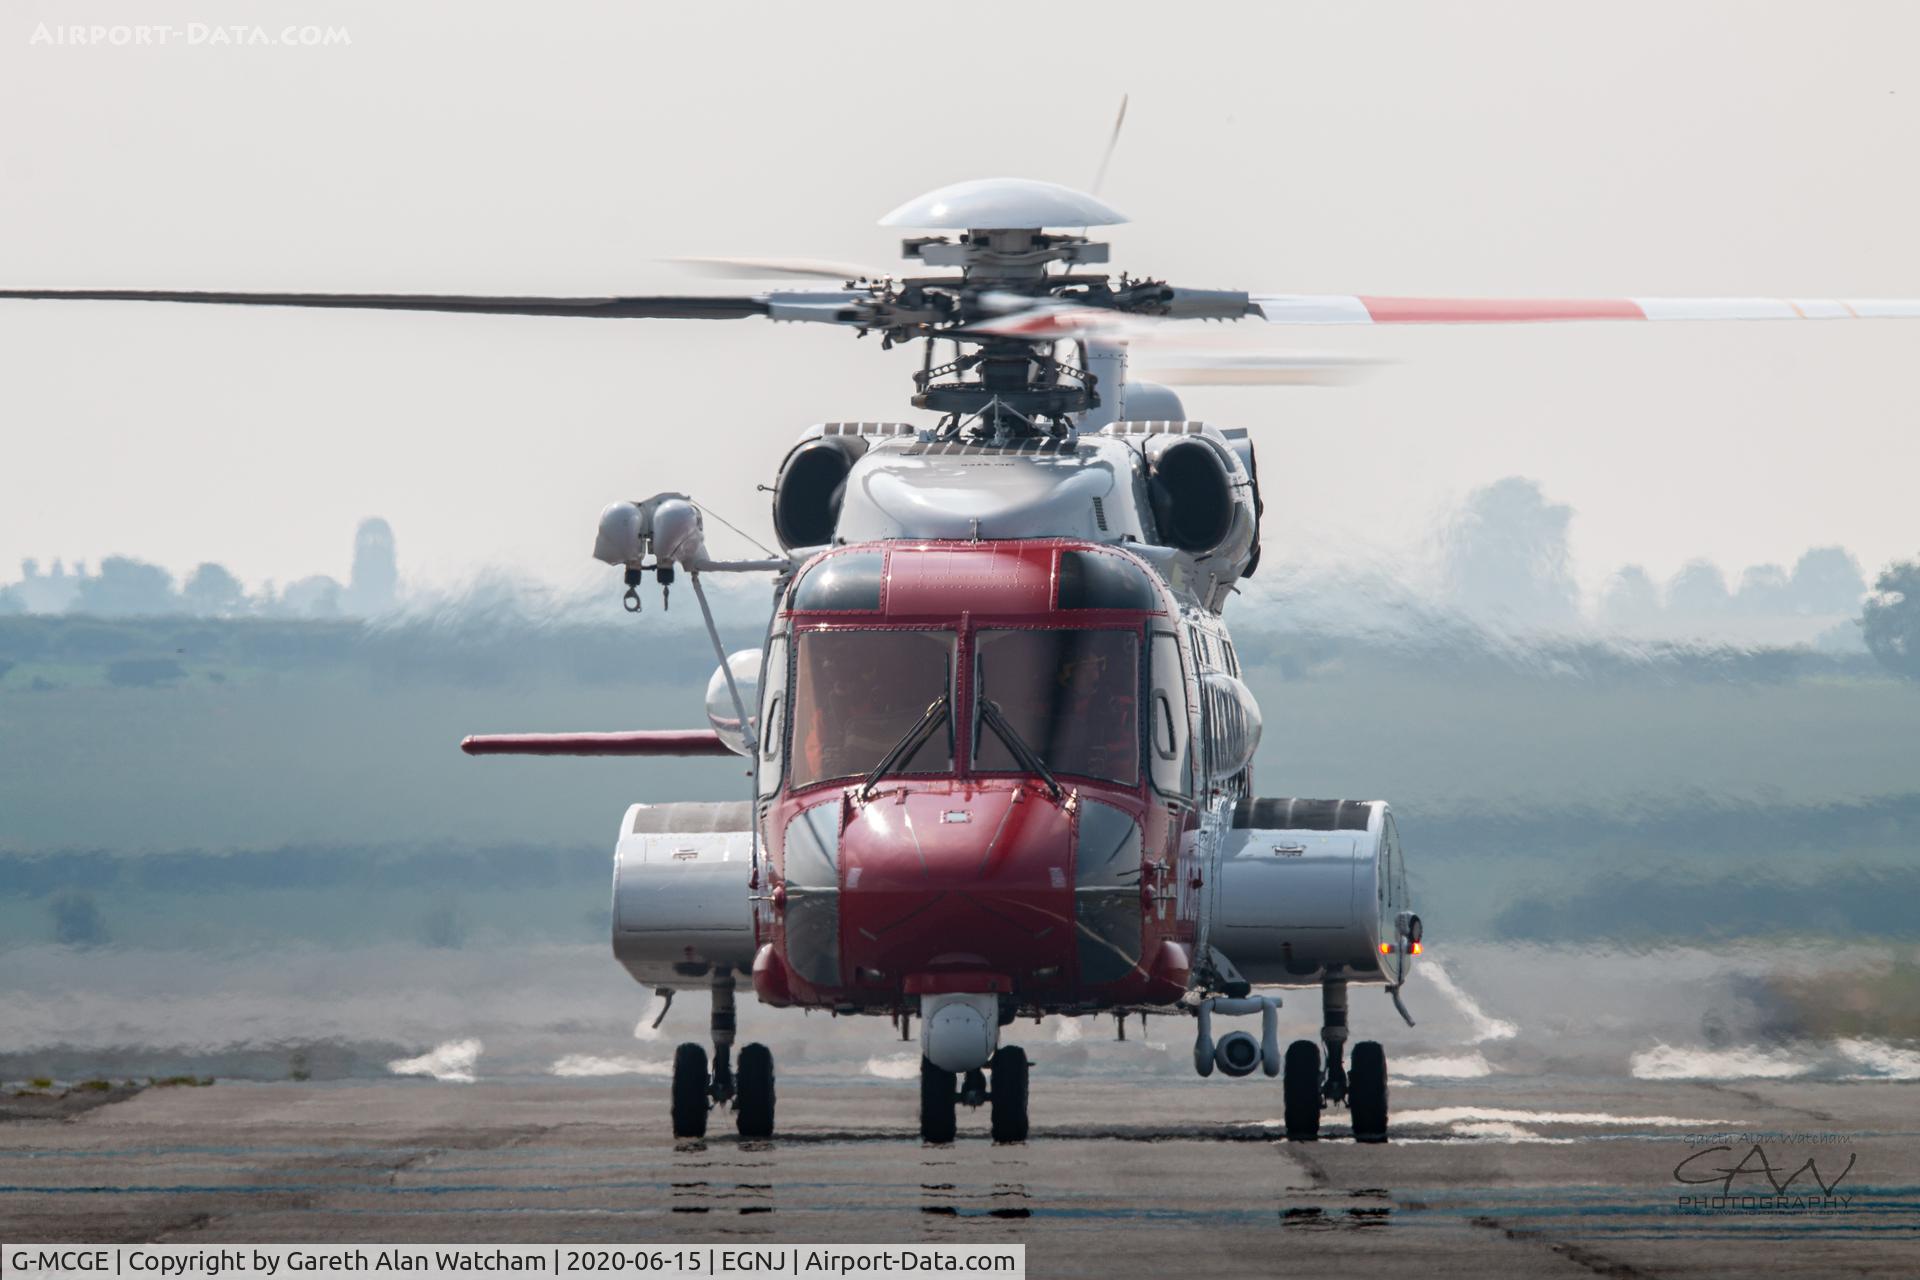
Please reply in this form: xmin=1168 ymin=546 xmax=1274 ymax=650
xmin=789 ymin=628 xmax=955 ymax=789
xmin=756 ymin=633 xmax=788 ymax=797
xmin=971 ymin=628 xmax=1139 ymax=786
xmin=1149 ymin=630 xmax=1193 ymax=798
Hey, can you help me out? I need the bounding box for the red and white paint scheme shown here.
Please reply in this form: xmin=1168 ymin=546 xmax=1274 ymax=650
xmin=16 ymin=174 xmax=1914 ymax=1146
xmin=559 ymin=423 xmax=1414 ymax=1144
xmin=1250 ymin=295 xmax=1920 ymax=324
xmin=749 ymin=539 xmax=1201 ymax=1021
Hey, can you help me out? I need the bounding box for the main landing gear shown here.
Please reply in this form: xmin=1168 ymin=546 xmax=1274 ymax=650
xmin=919 ymin=1046 xmax=1029 ymax=1144
xmin=1281 ymin=977 xmax=1389 ymax=1142
xmin=670 ymin=970 xmax=778 ymax=1140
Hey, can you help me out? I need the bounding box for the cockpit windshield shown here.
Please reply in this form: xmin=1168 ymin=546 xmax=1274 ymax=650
xmin=790 ymin=629 xmax=955 ymax=789
xmin=973 ymin=628 xmax=1139 ymax=786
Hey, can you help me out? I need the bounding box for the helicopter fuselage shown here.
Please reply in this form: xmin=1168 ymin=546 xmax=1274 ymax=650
xmin=749 ymin=537 xmax=1202 ymax=1018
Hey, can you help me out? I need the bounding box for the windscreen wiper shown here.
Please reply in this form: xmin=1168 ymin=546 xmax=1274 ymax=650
xmin=857 ymin=695 xmax=950 ymax=801
xmin=978 ymin=697 xmax=1064 ymax=800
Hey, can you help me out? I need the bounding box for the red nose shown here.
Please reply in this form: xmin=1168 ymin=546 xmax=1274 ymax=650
xmin=837 ymin=785 xmax=1075 ymax=988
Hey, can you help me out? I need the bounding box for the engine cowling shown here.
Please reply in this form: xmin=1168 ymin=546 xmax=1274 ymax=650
xmin=1145 ymin=434 xmax=1235 ymax=552
xmin=771 ymin=432 xmax=869 ymax=550
xmin=1100 ymin=422 xmax=1260 ymax=602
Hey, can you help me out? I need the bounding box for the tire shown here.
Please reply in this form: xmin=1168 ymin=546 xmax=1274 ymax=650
xmin=736 ymin=1042 xmax=776 ymax=1139
xmin=1350 ymin=1040 xmax=1388 ymax=1143
xmin=989 ymin=1046 xmax=1029 ymax=1144
xmin=671 ymin=1042 xmax=710 ymax=1139
xmin=919 ymin=1057 xmax=958 ymax=1144
xmin=1282 ymin=1039 xmax=1321 ymax=1141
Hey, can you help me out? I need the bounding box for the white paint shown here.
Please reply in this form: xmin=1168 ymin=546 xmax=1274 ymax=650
xmin=1629 ymin=1042 xmax=1806 ymax=1080
xmin=1249 ymin=295 xmax=1375 ymax=325
xmin=1444 ymin=1119 xmax=1576 ymax=1144
xmin=863 ymin=1053 xmax=921 ymax=1081
xmin=1391 ymin=1051 xmax=1494 ymax=1079
xmin=1632 ymin=297 xmax=1800 ymax=320
xmin=387 ymin=1037 xmax=482 ymax=1083
xmin=1393 ymin=1105 xmax=1734 ymax=1127
xmin=550 ymin=1053 xmax=673 ymax=1078
xmin=878 ymin=177 xmax=1127 ymax=229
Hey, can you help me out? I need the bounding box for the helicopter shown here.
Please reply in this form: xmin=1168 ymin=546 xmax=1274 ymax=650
xmin=7 ymin=176 xmax=1920 ymax=1146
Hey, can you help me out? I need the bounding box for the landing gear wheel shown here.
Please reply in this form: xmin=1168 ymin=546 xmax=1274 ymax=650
xmin=989 ymin=1046 xmax=1029 ymax=1144
xmin=1349 ymin=1040 xmax=1388 ymax=1143
xmin=919 ymin=1058 xmax=957 ymax=1144
xmin=1283 ymin=1039 xmax=1321 ymax=1141
xmin=671 ymin=1042 xmax=709 ymax=1139
xmin=735 ymin=1042 xmax=775 ymax=1139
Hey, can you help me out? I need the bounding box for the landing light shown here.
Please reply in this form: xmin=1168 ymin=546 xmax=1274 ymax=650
xmin=1410 ymin=941 xmax=1423 ymax=955
xmin=1379 ymin=942 xmax=1392 ymax=955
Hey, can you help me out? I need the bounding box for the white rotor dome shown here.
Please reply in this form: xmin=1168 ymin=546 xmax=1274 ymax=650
xmin=879 ymin=178 xmax=1127 ymax=230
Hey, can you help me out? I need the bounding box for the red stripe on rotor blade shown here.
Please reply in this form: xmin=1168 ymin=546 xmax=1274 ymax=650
xmin=1358 ymin=297 xmax=1649 ymax=323
xmin=460 ymin=730 xmax=735 ymax=757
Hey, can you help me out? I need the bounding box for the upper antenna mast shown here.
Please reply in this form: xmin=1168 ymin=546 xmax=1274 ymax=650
xmin=1091 ymin=95 xmax=1130 ymax=196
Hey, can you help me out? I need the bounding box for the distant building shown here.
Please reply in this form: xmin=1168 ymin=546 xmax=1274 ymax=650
xmin=343 ymin=518 xmax=398 ymax=617
xmin=11 ymin=558 xmax=88 ymax=614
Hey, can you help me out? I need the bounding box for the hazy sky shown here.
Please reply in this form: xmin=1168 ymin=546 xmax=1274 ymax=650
xmin=3 ymin=0 xmax=1918 ymax=598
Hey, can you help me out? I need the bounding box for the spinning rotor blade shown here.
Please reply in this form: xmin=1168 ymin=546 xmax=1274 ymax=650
xmin=1249 ymin=295 xmax=1920 ymax=324
xmin=0 ymin=288 xmax=775 ymax=319
xmin=1133 ymin=350 xmax=1380 ymax=386
xmin=671 ymin=256 xmax=885 ymax=282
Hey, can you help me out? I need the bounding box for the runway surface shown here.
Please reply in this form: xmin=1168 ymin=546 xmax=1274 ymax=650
xmin=2 ymin=1075 xmax=1916 ymax=1277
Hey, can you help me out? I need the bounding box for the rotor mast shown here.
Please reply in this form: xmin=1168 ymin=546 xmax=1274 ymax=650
xmin=893 ymin=227 xmax=1107 ymax=435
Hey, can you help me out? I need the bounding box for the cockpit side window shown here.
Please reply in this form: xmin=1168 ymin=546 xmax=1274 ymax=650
xmin=1149 ymin=630 xmax=1193 ymax=799
xmin=757 ymin=632 xmax=788 ymax=798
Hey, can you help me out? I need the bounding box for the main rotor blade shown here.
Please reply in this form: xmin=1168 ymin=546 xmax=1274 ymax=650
xmin=670 ymin=256 xmax=884 ymax=282
xmin=0 ymin=288 xmax=771 ymax=319
xmin=1133 ymin=350 xmax=1381 ymax=386
xmin=1250 ymin=295 xmax=1920 ymax=324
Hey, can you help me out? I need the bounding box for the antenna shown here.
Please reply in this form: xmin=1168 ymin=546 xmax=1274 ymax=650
xmin=1090 ymin=94 xmax=1129 ymax=196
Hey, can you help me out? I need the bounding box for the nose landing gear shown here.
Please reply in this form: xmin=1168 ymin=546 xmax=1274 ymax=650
xmin=917 ymin=1045 xmax=1029 ymax=1143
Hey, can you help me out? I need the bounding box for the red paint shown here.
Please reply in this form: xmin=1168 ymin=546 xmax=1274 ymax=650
xmin=904 ymin=971 xmax=1016 ymax=995
xmin=888 ymin=542 xmax=1060 ymax=619
xmin=842 ymin=784 xmax=1075 ymax=991
xmin=1150 ymin=939 xmax=1192 ymax=992
xmin=752 ymin=943 xmax=794 ymax=1007
xmin=1359 ymin=296 xmax=1648 ymax=324
xmin=460 ymin=730 xmax=734 ymax=757
xmin=763 ymin=538 xmax=1200 ymax=1016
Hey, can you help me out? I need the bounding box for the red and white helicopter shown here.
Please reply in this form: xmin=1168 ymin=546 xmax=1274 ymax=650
xmin=8 ymin=176 xmax=1919 ymax=1144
